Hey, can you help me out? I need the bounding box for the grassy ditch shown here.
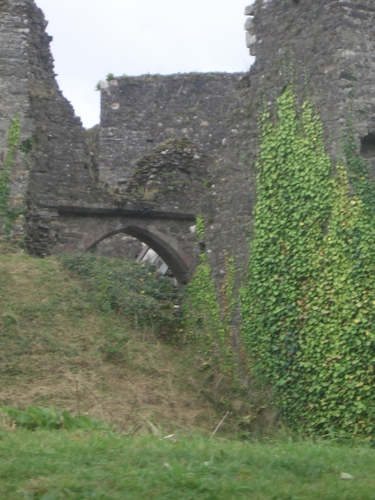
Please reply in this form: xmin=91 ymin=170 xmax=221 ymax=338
xmin=0 ymin=243 xmax=277 ymax=436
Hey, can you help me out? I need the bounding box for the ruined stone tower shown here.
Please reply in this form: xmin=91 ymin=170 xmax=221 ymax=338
xmin=0 ymin=0 xmax=97 ymax=254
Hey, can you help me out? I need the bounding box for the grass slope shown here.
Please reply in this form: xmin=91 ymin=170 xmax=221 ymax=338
xmin=0 ymin=243 xmax=227 ymax=434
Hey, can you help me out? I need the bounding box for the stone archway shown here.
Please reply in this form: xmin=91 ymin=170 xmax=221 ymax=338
xmin=28 ymin=205 xmax=198 ymax=284
xmin=86 ymin=225 xmax=192 ymax=284
xmin=68 ymin=218 xmax=197 ymax=285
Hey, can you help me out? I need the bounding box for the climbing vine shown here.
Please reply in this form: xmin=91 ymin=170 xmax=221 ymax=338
xmin=0 ymin=116 xmax=23 ymax=235
xmin=195 ymin=215 xmax=205 ymax=241
xmin=241 ymin=86 xmax=375 ymax=437
xmin=220 ymin=253 xmax=236 ymax=331
xmin=183 ymin=252 xmax=223 ymax=357
xmin=183 ymin=219 xmax=237 ymax=374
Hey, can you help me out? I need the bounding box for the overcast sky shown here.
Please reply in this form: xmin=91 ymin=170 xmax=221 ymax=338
xmin=35 ymin=0 xmax=253 ymax=128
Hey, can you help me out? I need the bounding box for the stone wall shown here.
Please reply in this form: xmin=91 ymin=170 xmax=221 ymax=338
xmin=0 ymin=0 xmax=103 ymax=254
xmin=99 ymin=73 xmax=246 ymax=190
xmin=98 ymin=71 xmax=256 ymax=281
xmin=0 ymin=0 xmax=34 ymax=231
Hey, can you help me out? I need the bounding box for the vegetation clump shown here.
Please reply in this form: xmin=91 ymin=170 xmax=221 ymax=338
xmin=0 ymin=116 xmax=24 ymax=235
xmin=183 ymin=251 xmax=237 ymax=376
xmin=126 ymin=138 xmax=207 ymax=204
xmin=59 ymin=253 xmax=180 ymax=338
xmin=0 ymin=406 xmax=107 ymax=431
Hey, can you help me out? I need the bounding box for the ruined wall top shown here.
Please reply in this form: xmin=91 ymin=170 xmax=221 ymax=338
xmin=243 ymin=0 xmax=375 ymax=160
xmin=0 ymin=0 xmax=104 ymax=253
xmin=98 ymin=72 xmax=247 ymax=190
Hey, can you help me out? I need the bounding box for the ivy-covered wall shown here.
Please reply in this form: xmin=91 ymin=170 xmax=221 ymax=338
xmin=239 ymin=86 xmax=375 ymax=437
xmin=182 ymin=0 xmax=375 ymax=436
xmin=183 ymin=216 xmax=238 ymax=376
xmin=184 ymin=83 xmax=375 ymax=438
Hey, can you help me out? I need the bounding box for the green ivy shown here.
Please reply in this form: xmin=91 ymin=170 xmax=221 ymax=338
xmin=0 ymin=116 xmax=23 ymax=235
xmin=182 ymin=253 xmax=222 ymax=357
xmin=241 ymin=86 xmax=375 ymax=437
xmin=220 ymin=253 xmax=236 ymax=331
xmin=183 ymin=219 xmax=237 ymax=374
xmin=196 ymin=215 xmax=205 ymax=241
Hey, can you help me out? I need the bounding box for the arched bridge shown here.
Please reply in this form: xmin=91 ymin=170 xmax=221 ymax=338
xmin=48 ymin=204 xmax=199 ymax=285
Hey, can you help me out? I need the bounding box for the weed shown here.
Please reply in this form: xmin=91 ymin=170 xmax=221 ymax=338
xmin=137 ymin=185 xmax=159 ymax=200
xmin=58 ymin=253 xmax=179 ymax=336
xmin=1 ymin=406 xmax=107 ymax=431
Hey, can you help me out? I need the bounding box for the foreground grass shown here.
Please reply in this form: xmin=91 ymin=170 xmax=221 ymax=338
xmin=1 ymin=429 xmax=375 ymax=499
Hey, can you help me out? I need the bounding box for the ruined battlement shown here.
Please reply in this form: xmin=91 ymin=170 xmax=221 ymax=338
xmin=0 ymin=0 xmax=105 ymax=253
xmin=244 ymin=0 xmax=375 ymax=158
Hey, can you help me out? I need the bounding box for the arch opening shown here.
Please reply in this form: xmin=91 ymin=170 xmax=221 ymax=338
xmin=85 ymin=226 xmax=192 ymax=285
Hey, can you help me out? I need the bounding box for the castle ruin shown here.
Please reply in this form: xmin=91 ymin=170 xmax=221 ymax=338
xmin=1 ymin=0 xmax=375 ymax=284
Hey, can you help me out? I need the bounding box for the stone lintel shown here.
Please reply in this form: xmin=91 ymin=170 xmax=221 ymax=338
xmin=54 ymin=205 xmax=196 ymax=221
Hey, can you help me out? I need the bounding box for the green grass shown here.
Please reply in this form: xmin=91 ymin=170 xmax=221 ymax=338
xmin=0 ymin=406 xmax=108 ymax=431
xmin=1 ymin=429 xmax=375 ymax=499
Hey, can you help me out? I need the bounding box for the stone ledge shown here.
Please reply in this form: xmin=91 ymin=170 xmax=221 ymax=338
xmin=53 ymin=205 xmax=196 ymax=221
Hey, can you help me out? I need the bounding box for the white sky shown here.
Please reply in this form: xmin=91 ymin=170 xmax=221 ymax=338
xmin=35 ymin=0 xmax=253 ymax=128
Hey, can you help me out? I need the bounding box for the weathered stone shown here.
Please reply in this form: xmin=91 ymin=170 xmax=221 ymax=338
xmin=246 ymin=32 xmax=256 ymax=48
xmin=245 ymin=17 xmax=254 ymax=31
xmin=0 ymin=0 xmax=101 ymax=251
xmin=99 ymin=72 xmax=242 ymax=188
xmin=245 ymin=5 xmax=255 ymax=16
